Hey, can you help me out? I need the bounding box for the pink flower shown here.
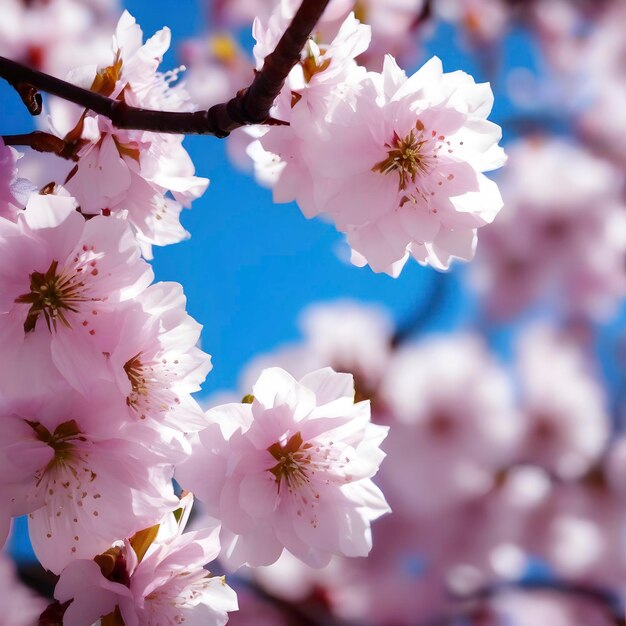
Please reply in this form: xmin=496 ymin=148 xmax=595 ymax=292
xmin=106 ymin=281 xmax=212 ymax=431
xmin=52 ymin=11 xmax=209 ymax=258
xmin=238 ymin=10 xmax=370 ymax=214
xmin=514 ymin=326 xmax=610 ymax=480
xmin=0 ymin=386 xmax=178 ymax=573
xmin=310 ymin=55 xmax=505 ymax=275
xmin=0 ymin=193 xmax=152 ymax=398
xmin=379 ymin=334 xmax=520 ymax=514
xmin=249 ymin=50 xmax=505 ymax=276
xmin=472 ymin=138 xmax=626 ymax=319
xmin=177 ymin=367 xmax=390 ymax=569
xmin=54 ymin=496 xmax=238 ymax=626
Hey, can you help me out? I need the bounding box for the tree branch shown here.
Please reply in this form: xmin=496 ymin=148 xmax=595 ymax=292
xmin=0 ymin=0 xmax=330 ymax=137
xmin=2 ymin=132 xmax=77 ymax=160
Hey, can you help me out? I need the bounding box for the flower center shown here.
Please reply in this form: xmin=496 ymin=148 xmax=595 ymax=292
xmin=372 ymin=123 xmax=432 ymax=191
xmin=124 ymin=353 xmax=149 ymax=405
xmin=300 ymin=43 xmax=331 ymax=84
xmin=90 ymin=52 xmax=123 ymax=98
xmin=28 ymin=419 xmax=84 ymax=469
xmin=267 ymin=432 xmax=314 ymax=492
xmin=15 ymin=260 xmax=89 ymax=333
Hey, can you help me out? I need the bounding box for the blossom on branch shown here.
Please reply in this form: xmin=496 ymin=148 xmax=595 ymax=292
xmin=304 ymin=55 xmax=506 ymax=275
xmin=245 ymin=3 xmax=505 ymax=276
xmin=51 ymin=11 xmax=208 ymax=258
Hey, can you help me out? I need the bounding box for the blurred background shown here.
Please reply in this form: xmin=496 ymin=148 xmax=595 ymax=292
xmin=1 ymin=0 xmax=625 ymax=624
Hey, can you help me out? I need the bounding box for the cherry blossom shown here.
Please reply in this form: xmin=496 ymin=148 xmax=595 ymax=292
xmin=105 ymin=282 xmax=212 ymax=432
xmin=0 ymin=193 xmax=152 ymax=398
xmin=49 ymin=11 xmax=209 ymax=258
xmin=379 ymin=334 xmax=520 ymax=514
xmin=472 ymin=138 xmax=626 ymax=319
xmin=514 ymin=326 xmax=610 ymax=480
xmin=234 ymin=8 xmax=371 ymax=211
xmin=54 ymin=496 xmax=238 ymax=626
xmin=177 ymin=366 xmax=390 ymax=569
xmin=312 ymin=55 xmax=505 ymax=275
xmin=248 ymin=48 xmax=505 ymax=275
xmin=0 ymin=385 xmax=178 ymax=573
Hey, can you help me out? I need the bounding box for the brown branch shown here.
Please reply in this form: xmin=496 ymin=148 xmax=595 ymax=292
xmin=0 ymin=0 xmax=330 ymax=137
xmin=2 ymin=131 xmax=77 ymax=160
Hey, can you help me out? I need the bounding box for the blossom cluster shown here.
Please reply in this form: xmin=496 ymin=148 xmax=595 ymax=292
xmin=190 ymin=0 xmax=506 ymax=276
xmin=0 ymin=6 xmax=397 ymax=625
xmin=2 ymin=1 xmax=624 ymax=625
xmin=219 ymin=301 xmax=623 ymax=626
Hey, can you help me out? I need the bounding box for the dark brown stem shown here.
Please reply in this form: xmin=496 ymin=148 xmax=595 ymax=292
xmin=0 ymin=0 xmax=330 ymax=137
xmin=2 ymin=131 xmax=77 ymax=160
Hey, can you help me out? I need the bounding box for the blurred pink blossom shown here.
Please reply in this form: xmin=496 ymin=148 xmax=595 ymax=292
xmin=472 ymin=138 xmax=626 ymax=319
xmin=379 ymin=334 xmax=520 ymax=514
xmin=514 ymin=326 xmax=610 ymax=480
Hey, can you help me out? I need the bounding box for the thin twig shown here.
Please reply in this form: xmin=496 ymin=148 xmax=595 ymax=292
xmin=2 ymin=132 xmax=77 ymax=160
xmin=0 ymin=0 xmax=330 ymax=137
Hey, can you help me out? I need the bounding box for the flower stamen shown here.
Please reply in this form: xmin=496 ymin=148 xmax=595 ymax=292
xmin=15 ymin=260 xmax=89 ymax=333
xmin=372 ymin=121 xmax=433 ymax=191
xmin=267 ymin=432 xmax=314 ymax=493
